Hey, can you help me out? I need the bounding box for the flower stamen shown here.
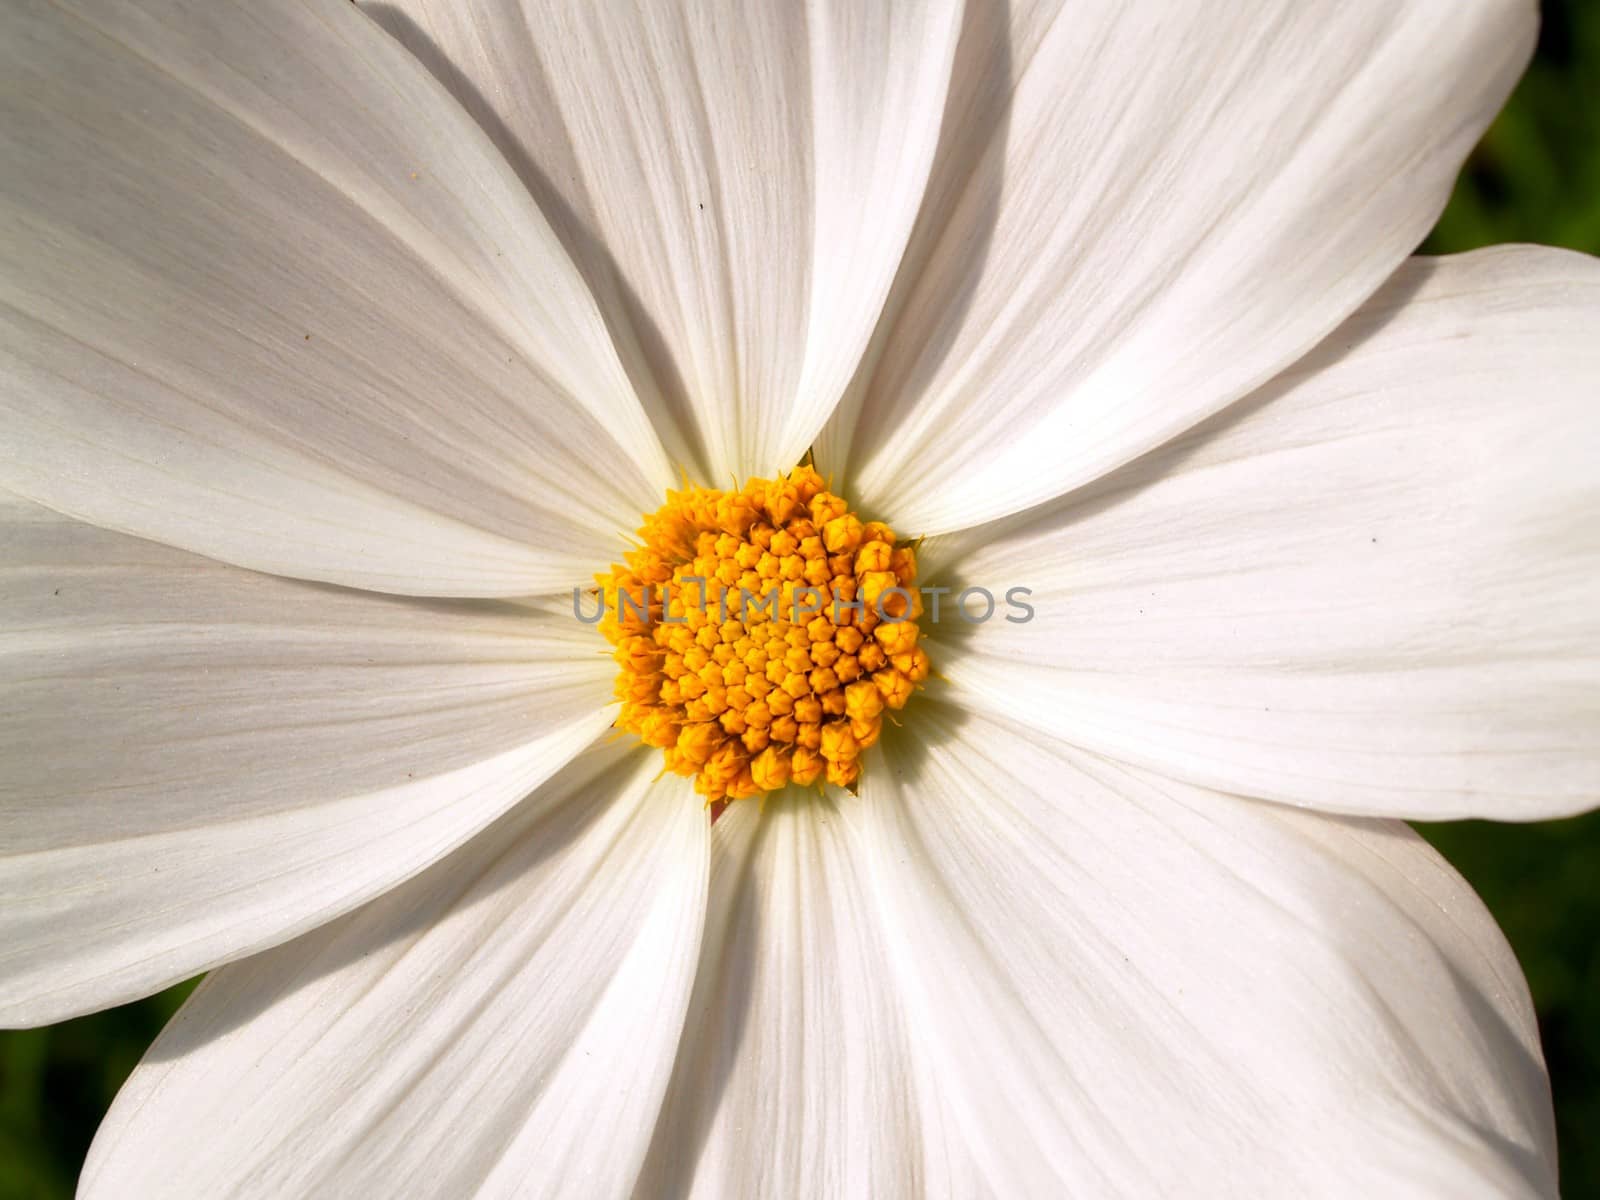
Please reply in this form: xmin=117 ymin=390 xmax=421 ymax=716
xmin=597 ymin=465 xmax=928 ymax=804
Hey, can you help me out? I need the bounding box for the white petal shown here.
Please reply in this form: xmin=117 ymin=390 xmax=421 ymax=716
xmin=932 ymin=247 xmax=1600 ymax=821
xmin=862 ymin=704 xmax=1557 ymax=1196
xmin=0 ymin=0 xmax=672 ymax=597
xmin=362 ymin=0 xmax=964 ymax=483
xmin=635 ymin=798 xmax=987 ymax=1198
xmin=827 ymin=0 xmax=1534 ymax=535
xmin=81 ymin=746 xmax=708 ymax=1200
xmin=0 ymin=493 xmax=613 ymax=1024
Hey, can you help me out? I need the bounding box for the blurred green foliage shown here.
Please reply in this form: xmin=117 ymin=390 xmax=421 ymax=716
xmin=2 ymin=4 xmax=1598 ymax=1198
xmin=0 ymin=981 xmax=194 ymax=1199
xmin=1425 ymin=0 xmax=1600 ymax=257
xmin=1420 ymin=817 xmax=1600 ymax=1197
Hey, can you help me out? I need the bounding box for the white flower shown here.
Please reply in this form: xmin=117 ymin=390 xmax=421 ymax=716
xmin=1 ymin=0 xmax=1595 ymax=1196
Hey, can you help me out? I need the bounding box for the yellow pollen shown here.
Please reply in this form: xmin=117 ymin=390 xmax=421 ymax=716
xmin=596 ymin=464 xmax=928 ymax=805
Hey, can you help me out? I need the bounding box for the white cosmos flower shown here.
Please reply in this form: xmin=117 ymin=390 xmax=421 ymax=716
xmin=1 ymin=0 xmax=1596 ymax=1196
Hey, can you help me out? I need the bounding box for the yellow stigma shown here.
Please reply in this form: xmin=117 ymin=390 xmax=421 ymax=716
xmin=596 ymin=464 xmax=929 ymax=805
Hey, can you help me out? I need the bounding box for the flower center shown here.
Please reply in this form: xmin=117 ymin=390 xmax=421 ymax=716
xmin=597 ymin=464 xmax=928 ymax=804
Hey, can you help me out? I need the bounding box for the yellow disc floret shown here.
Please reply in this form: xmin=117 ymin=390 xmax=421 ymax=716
xmin=596 ymin=464 xmax=929 ymax=805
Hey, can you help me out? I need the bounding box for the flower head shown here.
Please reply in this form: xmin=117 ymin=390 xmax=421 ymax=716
xmin=0 ymin=1 xmax=1595 ymax=1196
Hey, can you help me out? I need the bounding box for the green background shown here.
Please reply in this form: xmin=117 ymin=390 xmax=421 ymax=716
xmin=3 ymin=3 xmax=1599 ymax=1196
